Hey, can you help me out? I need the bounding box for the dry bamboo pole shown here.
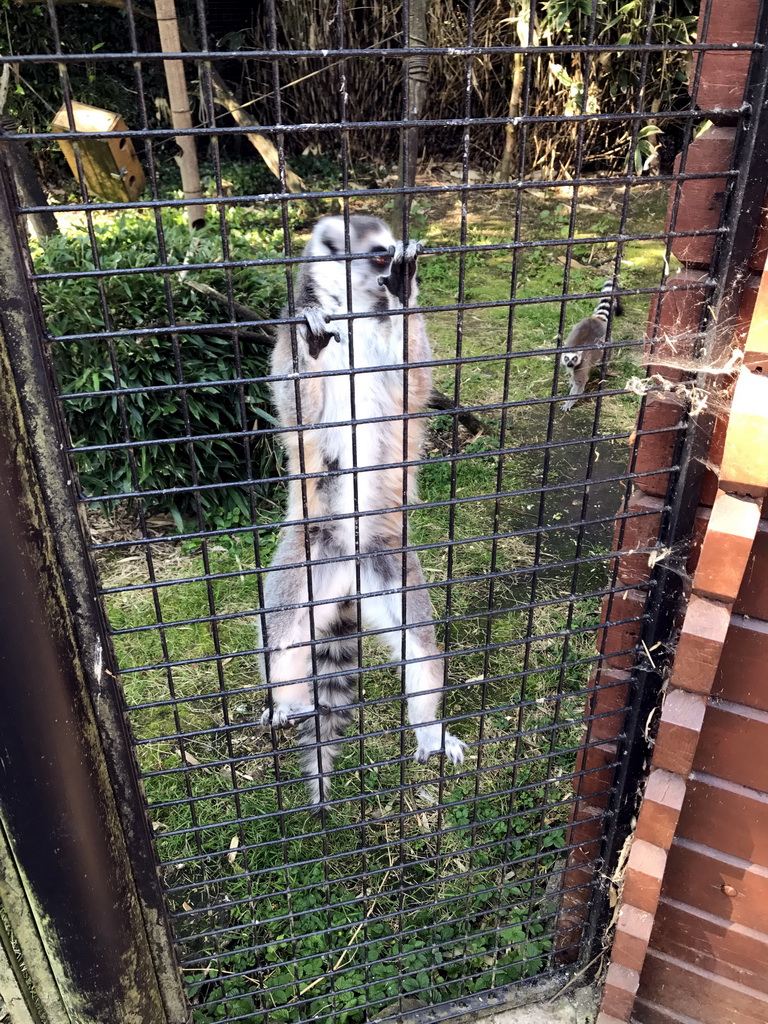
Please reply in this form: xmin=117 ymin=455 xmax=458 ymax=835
xmin=154 ymin=0 xmax=205 ymax=229
xmin=207 ymin=66 xmax=305 ymax=193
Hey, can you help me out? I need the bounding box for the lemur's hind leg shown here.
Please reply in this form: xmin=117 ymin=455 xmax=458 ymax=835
xmin=360 ymin=549 xmax=465 ymax=766
xmin=296 ymin=601 xmax=359 ymax=809
xmin=260 ymin=529 xmax=345 ymax=726
xmin=260 ymin=531 xmax=359 ymax=808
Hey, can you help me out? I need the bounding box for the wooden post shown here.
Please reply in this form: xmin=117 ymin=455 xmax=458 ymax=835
xmin=154 ymin=0 xmax=205 ymax=229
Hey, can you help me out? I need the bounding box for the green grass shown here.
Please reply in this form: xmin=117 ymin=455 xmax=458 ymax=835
xmin=87 ymin=174 xmax=672 ymax=1023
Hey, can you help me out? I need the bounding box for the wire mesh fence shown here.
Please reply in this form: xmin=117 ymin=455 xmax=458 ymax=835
xmin=0 ymin=0 xmax=762 ymax=1021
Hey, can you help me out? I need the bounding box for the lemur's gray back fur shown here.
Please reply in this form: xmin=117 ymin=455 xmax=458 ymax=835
xmin=560 ymin=279 xmax=622 ymax=412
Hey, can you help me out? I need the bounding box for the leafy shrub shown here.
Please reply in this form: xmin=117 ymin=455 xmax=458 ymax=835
xmin=34 ymin=204 xmax=289 ymax=527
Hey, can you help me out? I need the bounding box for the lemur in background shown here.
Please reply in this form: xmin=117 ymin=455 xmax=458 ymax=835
xmin=261 ymin=215 xmax=465 ymax=809
xmin=560 ymin=279 xmax=623 ymax=412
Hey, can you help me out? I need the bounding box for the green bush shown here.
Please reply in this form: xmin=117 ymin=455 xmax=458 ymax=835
xmin=34 ymin=204 xmax=289 ymax=527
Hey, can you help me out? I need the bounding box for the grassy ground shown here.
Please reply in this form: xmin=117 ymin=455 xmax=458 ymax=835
xmin=66 ymin=171 xmax=671 ymax=1023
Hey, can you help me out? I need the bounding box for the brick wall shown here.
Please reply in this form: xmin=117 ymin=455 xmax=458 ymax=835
xmin=589 ymin=1 xmax=768 ymax=1021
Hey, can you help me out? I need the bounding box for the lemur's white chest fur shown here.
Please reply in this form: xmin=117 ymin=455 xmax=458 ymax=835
xmin=271 ymin=215 xmax=429 ymax=539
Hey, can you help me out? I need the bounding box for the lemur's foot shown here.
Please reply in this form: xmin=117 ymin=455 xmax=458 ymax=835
xmin=260 ymin=705 xmax=315 ymax=730
xmin=381 ymin=240 xmax=424 ymax=305
xmin=415 ymin=731 xmax=466 ymax=766
xmin=303 ymin=307 xmax=342 ymax=358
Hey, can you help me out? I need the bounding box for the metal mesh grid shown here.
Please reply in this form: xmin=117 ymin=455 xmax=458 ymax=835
xmin=1 ymin=0 xmax=759 ymax=1020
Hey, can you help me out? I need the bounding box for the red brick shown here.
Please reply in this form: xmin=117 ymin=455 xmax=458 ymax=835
xmin=612 ymin=904 xmax=654 ymax=972
xmin=561 ymin=861 xmax=594 ymax=906
xmin=613 ymin=493 xmax=665 ymax=586
xmin=720 ymin=367 xmax=768 ymax=497
xmin=700 ymin=414 xmax=729 ymax=507
xmin=715 ymin=615 xmax=768 ymax=714
xmin=653 ymin=688 xmax=707 ymax=776
xmin=587 ymin=668 xmax=631 ymax=743
xmin=738 ymin=273 xmax=767 ymax=364
xmin=573 ymin=742 xmax=619 ymax=806
xmin=600 ymin=961 xmax=640 ymax=1021
xmin=687 ymin=504 xmax=711 ymax=574
xmin=633 ymin=1000 xmax=699 ymax=1024
xmin=664 ymin=838 xmax=768 ymax=927
xmin=693 ymin=0 xmax=762 ymax=112
xmin=668 ymin=128 xmax=736 ymax=267
xmin=678 ymin=773 xmax=768 ymax=867
xmin=622 ymin=839 xmax=667 ymax=916
xmin=734 ymin=520 xmax=768 ymax=619
xmin=635 ymin=769 xmax=687 ymax=850
xmin=596 ymin=1015 xmax=627 ymax=1024
xmin=567 ymin=801 xmax=606 ymax=864
xmin=652 ymin=898 xmax=768 ymax=996
xmin=645 ymin=270 xmax=709 ymax=383
xmin=554 ymin=907 xmax=587 ymax=962
xmin=632 ymin=393 xmax=686 ymax=498
xmin=692 ymin=491 xmax=761 ymax=603
xmin=598 ymin=590 xmax=647 ymax=671
xmin=638 ymin=949 xmax=768 ymax=1024
xmin=668 ymin=594 xmax=730 ymax=696
xmin=694 ymin=701 xmax=768 ymax=793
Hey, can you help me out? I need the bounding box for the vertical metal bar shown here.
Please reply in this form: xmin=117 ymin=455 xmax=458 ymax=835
xmin=0 ymin=145 xmax=188 ymax=1024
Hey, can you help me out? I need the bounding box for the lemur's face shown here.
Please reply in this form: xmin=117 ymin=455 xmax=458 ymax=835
xmin=561 ymin=351 xmax=583 ymax=369
xmin=310 ymin=215 xmax=395 ymax=288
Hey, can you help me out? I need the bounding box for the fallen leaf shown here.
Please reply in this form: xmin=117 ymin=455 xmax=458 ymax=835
xmin=226 ymin=835 xmax=240 ymax=863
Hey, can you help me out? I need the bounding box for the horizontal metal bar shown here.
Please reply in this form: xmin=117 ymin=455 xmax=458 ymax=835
xmin=19 ymin=170 xmax=737 ymax=217
xmin=196 ymin=962 xmax=575 ymax=1024
xmin=151 ymin=690 xmax=623 ymax=814
xmin=84 ymin=430 xmax=675 ymax=507
xmin=49 ymin=279 xmax=707 ymax=346
xmin=63 ymin=340 xmax=646 ymax=407
xmin=28 ymin=231 xmax=723 ymax=284
xmin=168 ymin=803 xmax=602 ymax=928
xmin=138 ymin=648 xmax=636 ymax=786
xmin=150 ymin=707 xmax=622 ymax=819
xmin=186 ymin=933 xmax=581 ymax=1021
xmin=94 ymin=483 xmax=667 ymax=554
xmin=9 ymin=105 xmax=748 ymax=147
xmin=77 ymin=423 xmax=657 ymax=503
xmin=181 ymin=907 xmax=588 ymax=999
xmin=134 ymin=633 xmax=642 ymax=744
xmin=1 ymin=40 xmax=758 ymax=65
xmin=114 ymin=567 xmax=651 ymax=645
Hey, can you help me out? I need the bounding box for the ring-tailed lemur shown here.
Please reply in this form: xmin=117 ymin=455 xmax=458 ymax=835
xmin=560 ymin=279 xmax=623 ymax=412
xmin=261 ymin=215 xmax=465 ymax=809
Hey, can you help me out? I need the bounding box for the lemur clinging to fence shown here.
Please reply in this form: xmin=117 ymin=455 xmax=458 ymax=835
xmin=261 ymin=214 xmax=465 ymax=809
xmin=560 ymin=280 xmax=623 ymax=412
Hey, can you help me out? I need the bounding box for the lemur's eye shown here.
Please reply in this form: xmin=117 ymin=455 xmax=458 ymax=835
xmin=369 ymin=245 xmax=390 ymax=268
xmin=323 ymin=236 xmax=339 ymax=255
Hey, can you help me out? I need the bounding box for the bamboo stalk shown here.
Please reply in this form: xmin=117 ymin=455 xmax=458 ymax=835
xmin=154 ymin=0 xmax=206 ymax=229
xmin=206 ymin=64 xmax=305 ymax=194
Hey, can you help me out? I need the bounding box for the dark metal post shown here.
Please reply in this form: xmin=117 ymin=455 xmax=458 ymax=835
xmin=0 ymin=142 xmax=189 ymax=1022
xmin=0 ymin=118 xmax=58 ymax=240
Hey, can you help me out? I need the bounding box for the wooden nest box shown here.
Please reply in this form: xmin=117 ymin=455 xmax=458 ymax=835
xmin=51 ymin=102 xmax=145 ymax=202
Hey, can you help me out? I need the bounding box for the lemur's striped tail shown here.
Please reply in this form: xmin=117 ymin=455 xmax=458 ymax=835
xmin=593 ymin=279 xmax=622 ymax=321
